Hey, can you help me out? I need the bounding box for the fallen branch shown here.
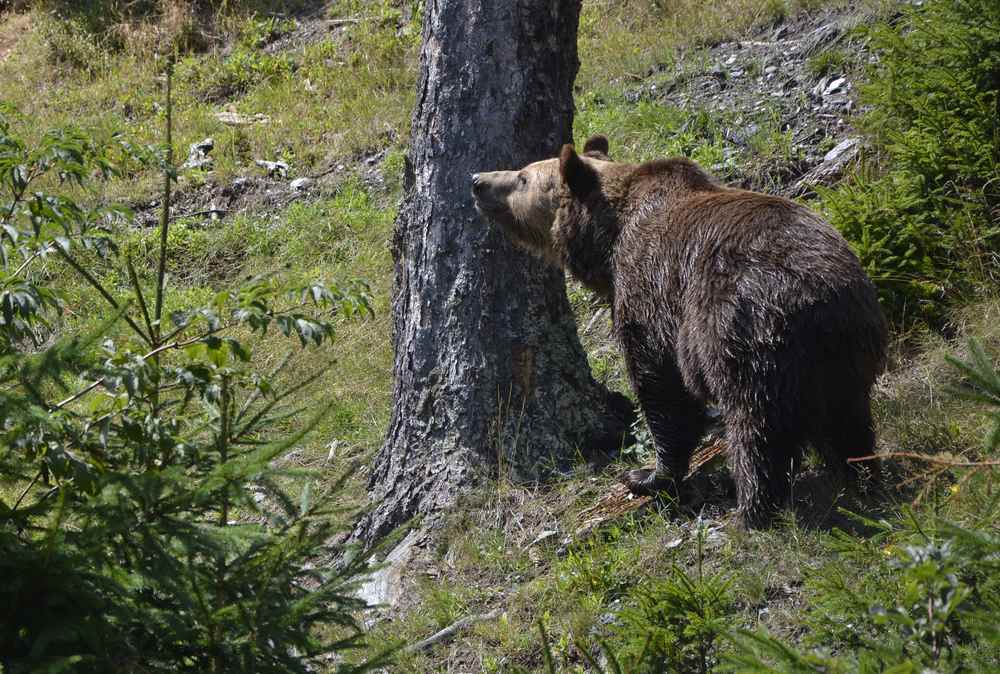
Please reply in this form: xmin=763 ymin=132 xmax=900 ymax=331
xmin=851 ymin=451 xmax=997 ymax=506
xmin=170 ymin=208 xmax=228 ymax=221
xmin=405 ymin=607 xmax=503 ymax=653
xmin=55 ymin=333 xmax=208 ymax=410
xmin=582 ymin=307 xmax=608 ymax=335
xmin=848 ymin=452 xmax=1000 ymax=468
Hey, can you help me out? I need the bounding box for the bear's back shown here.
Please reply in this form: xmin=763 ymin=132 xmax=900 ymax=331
xmin=618 ymin=168 xmax=864 ymax=299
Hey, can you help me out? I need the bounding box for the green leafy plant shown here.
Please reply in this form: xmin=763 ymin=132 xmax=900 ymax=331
xmin=178 ymin=48 xmax=293 ymax=102
xmin=524 ymin=525 xmax=735 ymax=674
xmin=820 ymin=0 xmax=1000 ymax=324
xmin=724 ymin=340 xmax=1000 ymax=673
xmin=238 ymin=14 xmax=296 ymax=50
xmin=554 ymin=528 xmax=639 ymax=603
xmin=725 ymin=514 xmax=1000 ymax=673
xmin=805 ymin=48 xmax=848 ymax=79
xmin=947 ymin=338 xmax=1000 ymax=452
xmin=615 ymin=525 xmax=735 ymax=673
xmin=0 ymin=63 xmax=384 ymax=673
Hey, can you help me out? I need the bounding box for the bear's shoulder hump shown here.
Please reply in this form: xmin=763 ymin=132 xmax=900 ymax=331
xmin=633 ymin=158 xmax=717 ymax=190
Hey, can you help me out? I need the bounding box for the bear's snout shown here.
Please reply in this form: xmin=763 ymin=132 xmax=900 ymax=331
xmin=471 ymin=173 xmax=486 ymax=197
xmin=469 ymin=173 xmax=490 ymax=199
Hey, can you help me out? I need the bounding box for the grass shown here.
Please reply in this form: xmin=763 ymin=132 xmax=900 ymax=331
xmin=0 ymin=0 xmax=408 ymax=479
xmin=576 ymin=0 xmax=793 ymax=94
xmin=806 ymin=47 xmax=850 ymax=79
xmin=0 ymin=1 xmax=417 ymax=199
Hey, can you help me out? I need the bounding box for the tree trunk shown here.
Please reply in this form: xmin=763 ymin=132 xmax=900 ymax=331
xmin=354 ymin=0 xmax=633 ymax=546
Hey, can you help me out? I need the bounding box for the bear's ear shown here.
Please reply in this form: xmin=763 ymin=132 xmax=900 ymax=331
xmin=560 ymin=144 xmax=600 ymax=197
xmin=582 ymin=135 xmax=609 ymax=156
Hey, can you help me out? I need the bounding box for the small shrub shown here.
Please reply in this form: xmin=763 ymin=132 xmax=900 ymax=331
xmin=806 ymin=48 xmax=848 ymax=79
xmin=36 ymin=13 xmax=109 ymax=73
xmin=177 ymin=48 xmax=293 ymax=102
xmin=0 ymin=73 xmax=384 ymax=672
xmin=820 ymin=0 xmax=1000 ymax=324
xmin=554 ymin=529 xmax=639 ymax=602
xmin=238 ymin=14 xmax=296 ymax=50
xmin=726 ymin=513 xmax=1000 ymax=673
xmin=615 ymin=526 xmax=735 ymax=673
xmin=523 ymin=526 xmax=736 ymax=674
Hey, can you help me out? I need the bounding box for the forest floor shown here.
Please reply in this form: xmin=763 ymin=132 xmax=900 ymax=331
xmin=0 ymin=0 xmax=997 ymax=671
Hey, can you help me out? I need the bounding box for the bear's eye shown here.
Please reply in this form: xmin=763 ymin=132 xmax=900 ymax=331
xmin=518 ymin=174 xmax=528 ymax=186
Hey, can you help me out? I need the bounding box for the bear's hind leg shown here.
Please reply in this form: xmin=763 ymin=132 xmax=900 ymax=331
xmin=821 ymin=391 xmax=878 ymax=486
xmin=728 ymin=411 xmax=802 ymax=528
xmin=622 ymin=360 xmax=707 ymax=499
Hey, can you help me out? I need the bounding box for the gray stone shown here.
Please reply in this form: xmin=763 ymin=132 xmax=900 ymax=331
xmin=790 ymin=136 xmax=862 ymax=196
xmin=824 ymin=76 xmax=848 ymax=96
xmin=255 ymin=159 xmax=289 ymax=178
xmin=356 ymin=529 xmax=423 ymax=608
xmin=823 ymin=136 xmax=860 ymax=163
xmin=811 ymin=76 xmax=830 ymax=99
xmin=181 ymin=137 xmax=214 ymax=171
xmin=290 ymin=177 xmax=314 ymax=191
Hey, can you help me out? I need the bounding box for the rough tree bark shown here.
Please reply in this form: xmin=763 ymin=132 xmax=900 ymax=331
xmin=353 ymin=0 xmax=633 ymax=546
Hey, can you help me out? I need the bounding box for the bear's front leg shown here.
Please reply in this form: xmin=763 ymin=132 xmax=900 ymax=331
xmin=622 ymin=358 xmax=707 ymax=500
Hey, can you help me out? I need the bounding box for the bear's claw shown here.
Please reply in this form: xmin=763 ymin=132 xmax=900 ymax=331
xmin=621 ymin=468 xmax=676 ymax=497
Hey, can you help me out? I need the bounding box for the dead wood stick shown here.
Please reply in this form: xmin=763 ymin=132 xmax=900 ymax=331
xmin=582 ymin=307 xmax=608 ymax=335
xmin=848 ymin=452 xmax=1000 ymax=468
xmin=405 ymin=607 xmax=503 ymax=653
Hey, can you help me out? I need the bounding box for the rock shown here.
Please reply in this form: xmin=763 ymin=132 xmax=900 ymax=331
xmin=181 ymin=157 xmax=213 ymax=171
xmin=255 ymin=159 xmax=289 ymax=178
xmin=790 ymin=136 xmax=861 ymax=196
xmin=181 ymin=137 xmax=214 ymax=171
xmin=192 ymin=137 xmax=214 ymax=154
xmin=823 ymin=76 xmax=847 ymax=96
xmin=725 ymin=122 xmax=759 ymax=146
xmin=764 ymin=65 xmax=777 ymax=75
xmin=826 ymin=95 xmax=853 ymax=112
xmin=823 ymin=136 xmax=860 ymax=164
xmin=326 ymin=439 xmax=341 ymax=463
xmin=803 ymin=22 xmax=842 ymax=55
xmin=229 ymin=176 xmax=250 ymax=192
xmin=811 ymin=76 xmax=830 ymax=99
xmin=357 ymin=529 xmax=423 ymax=608
xmin=290 ymin=177 xmax=314 ymax=191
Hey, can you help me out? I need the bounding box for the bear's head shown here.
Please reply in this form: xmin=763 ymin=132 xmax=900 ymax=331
xmin=471 ymin=135 xmax=611 ymax=264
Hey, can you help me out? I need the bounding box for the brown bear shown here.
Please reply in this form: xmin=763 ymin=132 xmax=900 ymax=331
xmin=471 ymin=135 xmax=888 ymax=527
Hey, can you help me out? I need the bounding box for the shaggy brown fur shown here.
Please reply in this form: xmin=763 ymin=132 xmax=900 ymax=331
xmin=472 ymin=135 xmax=888 ymax=527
